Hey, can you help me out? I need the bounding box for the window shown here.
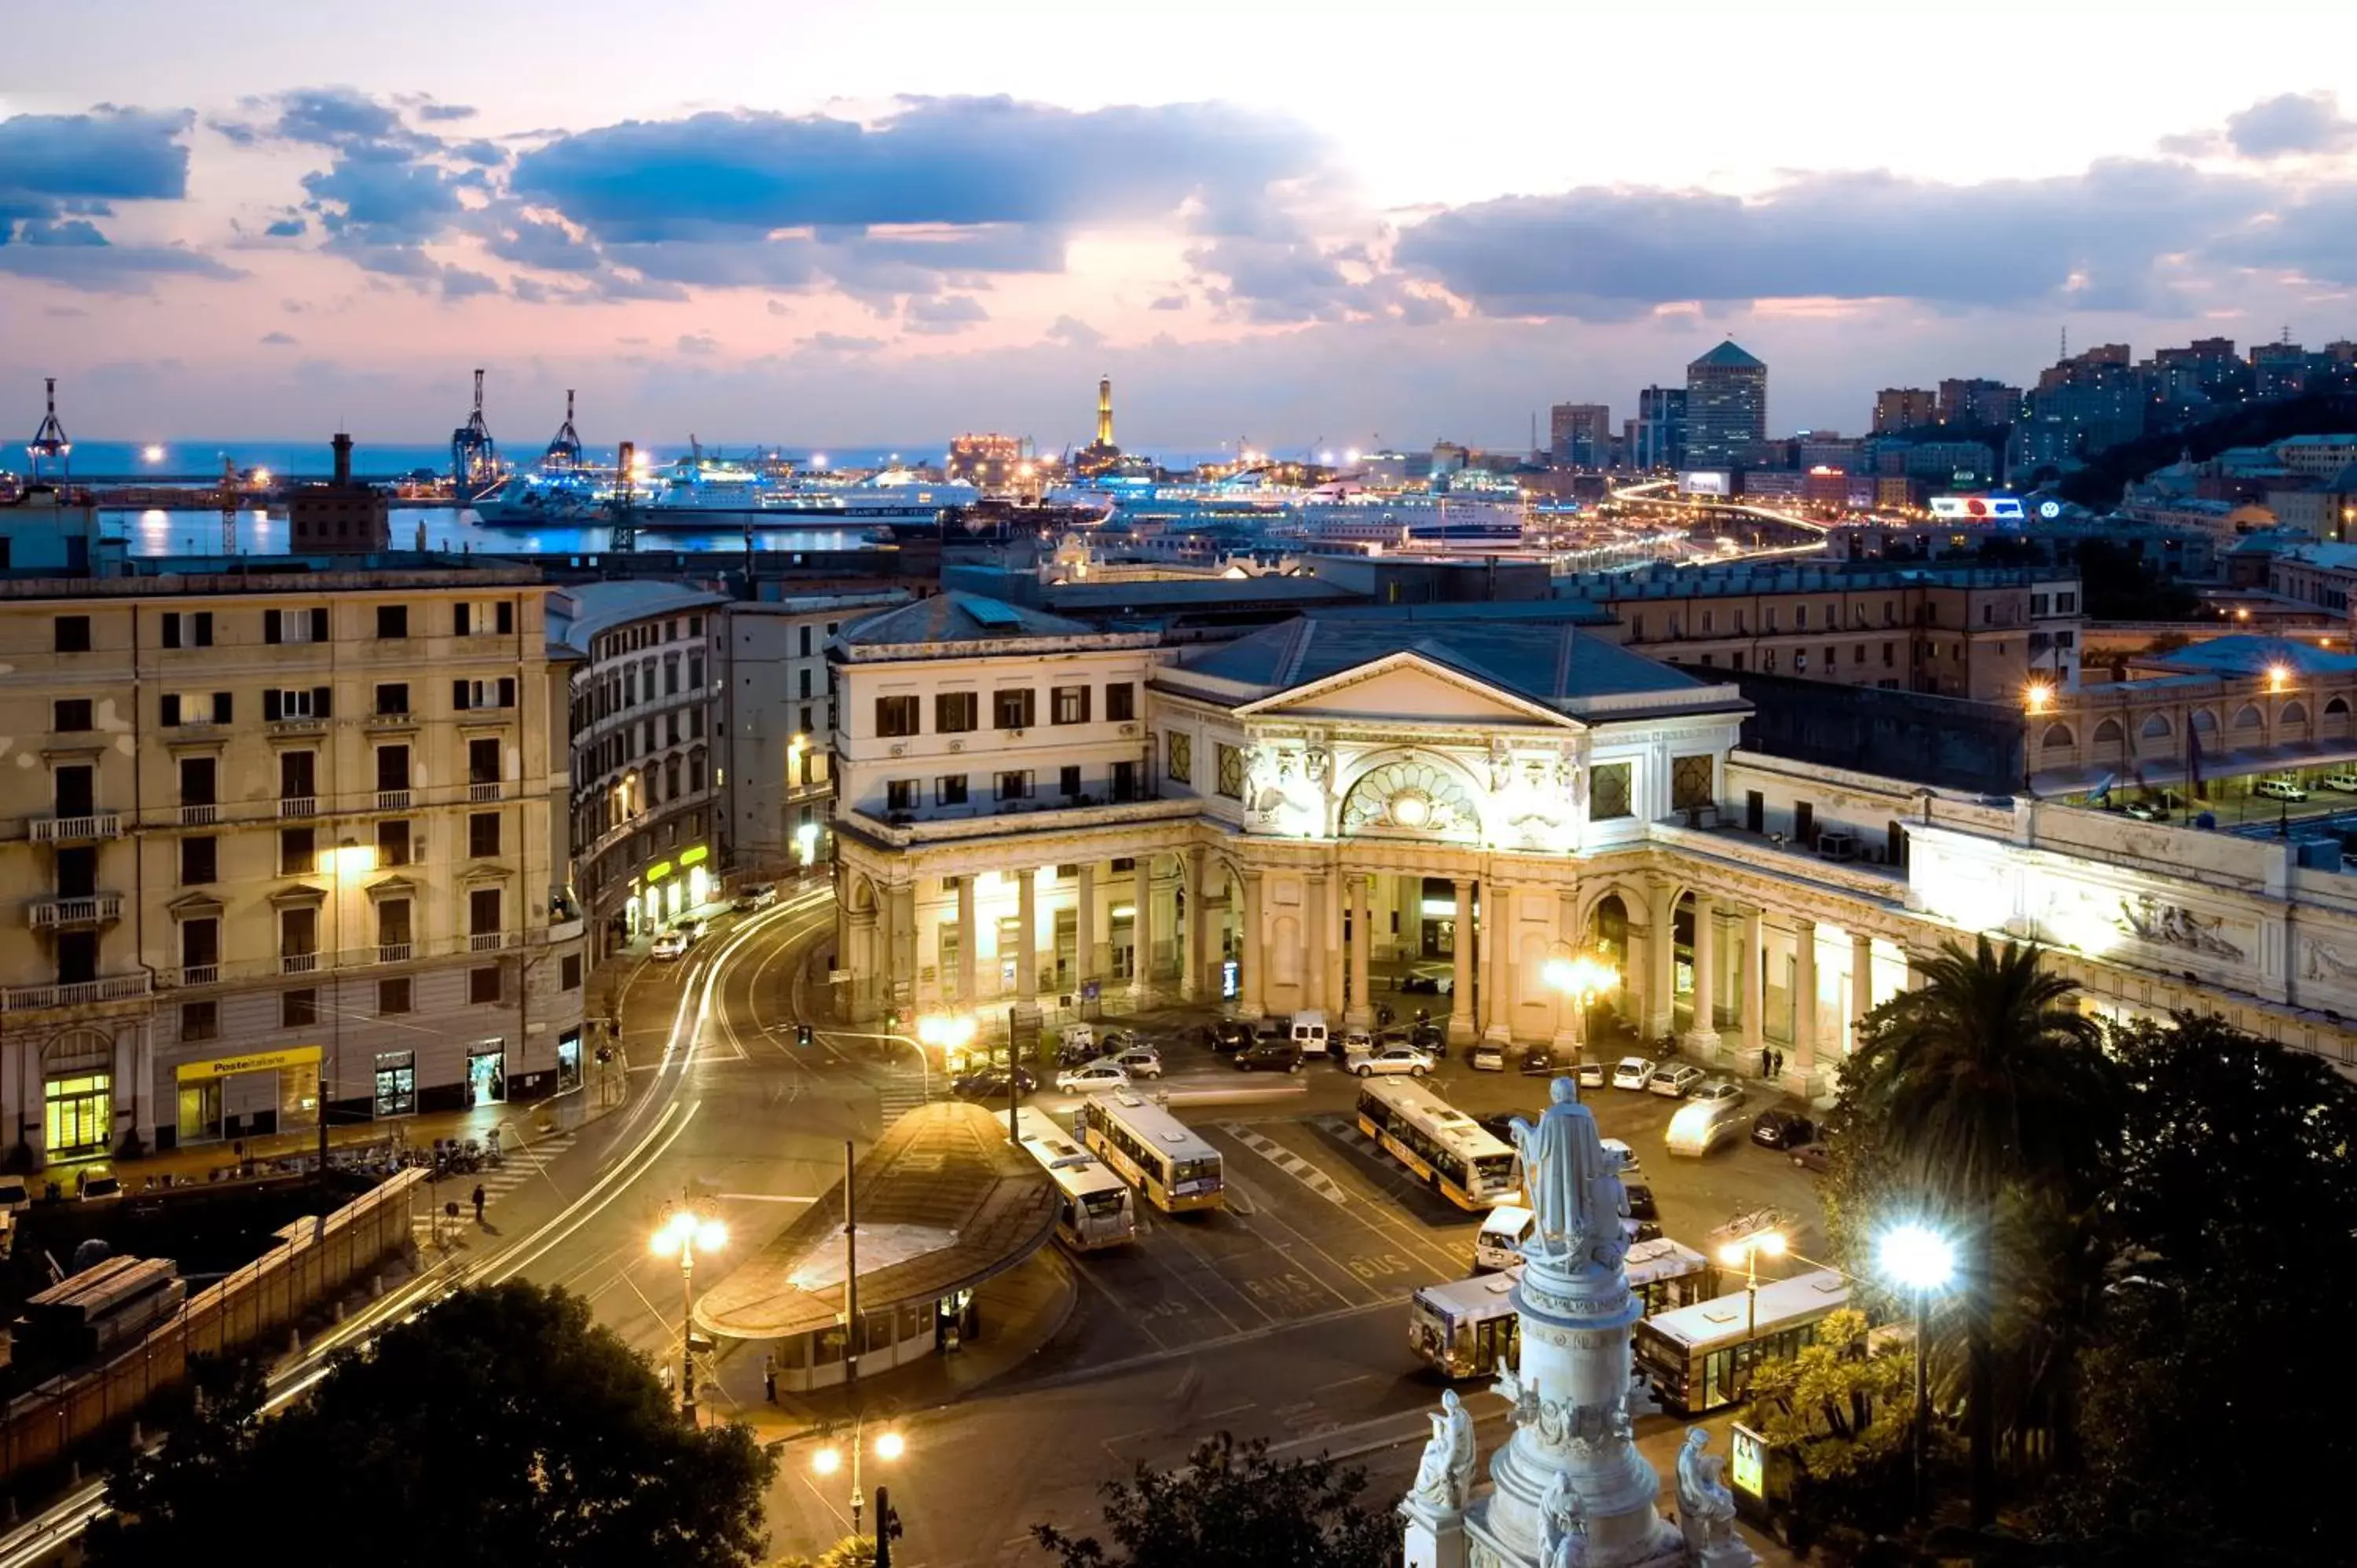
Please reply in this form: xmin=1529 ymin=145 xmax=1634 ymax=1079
xmin=454 ymin=602 xmax=515 ymax=636
xmin=1853 ymin=644 xmax=1865 ymax=665
xmin=1796 ymin=604 xmax=1809 ymax=628
xmin=469 ymin=886 xmax=503 ymax=936
xmin=379 ymin=977 xmax=412 ymax=1015
xmin=1052 ymin=685 xmax=1091 ymax=725
xmin=993 ymin=688 xmax=1036 ymax=729
xmin=561 ymin=954 xmax=582 ymax=991
xmin=935 ymin=691 xmax=978 ymax=732
xmin=876 ymin=695 xmax=920 ymax=737
xmin=995 ymin=769 xmax=1033 ymax=801
xmin=263 ymin=687 xmax=332 ymax=721
xmin=181 ymin=1000 xmax=219 ymax=1043
xmin=1215 ymin=743 xmax=1244 ymax=800
xmin=470 ymin=966 xmax=503 ymax=1005
xmin=451 ymin=677 xmax=517 ymax=711
xmin=1167 ymin=731 xmax=1192 ymax=783
xmin=1589 ymin=762 xmax=1633 ymax=820
xmin=162 ymin=611 xmax=214 ymax=649
xmin=2057 ymin=592 xmax=2077 ymax=614
xmin=1106 ymin=682 xmax=1136 ymax=722
xmin=468 ymin=811 xmax=502 ymax=858
xmin=936 ymin=775 xmax=970 ymax=806
xmin=799 ymin=625 xmax=813 ymax=657
xmin=283 ymin=988 xmax=319 ymax=1028
xmin=375 ymin=683 xmax=409 ymax=716
xmin=886 ymin=779 xmax=918 ymax=811
xmin=377 ymin=819 xmax=412 ymax=867
xmin=1061 ymin=764 xmax=1083 ymax=798
xmin=54 ymin=616 xmax=90 ymax=653
xmin=1794 ymin=651 xmax=1809 ymax=673
xmin=181 ymin=837 xmax=217 ymax=885
xmin=180 ymin=755 xmax=217 ymax=808
xmin=265 ymin=607 xmax=330 ymax=644
xmin=181 ymin=916 xmax=219 ymax=979
xmin=53 ymin=698 xmax=92 ymax=732
xmin=1882 ymin=641 xmax=1896 ymax=667
xmin=280 ymin=826 xmax=316 ymax=875
xmin=376 ymin=604 xmax=409 ymax=639
xmin=1670 ymin=754 xmax=1714 ymax=811
xmin=1112 ymin=760 xmax=1138 ymax=802
xmin=160 ymin=691 xmax=229 ymax=727
xmin=2031 ymin=593 xmax=2051 ymax=616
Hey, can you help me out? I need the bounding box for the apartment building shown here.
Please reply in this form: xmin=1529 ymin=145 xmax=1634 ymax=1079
xmin=0 ymin=562 xmax=583 ymax=1168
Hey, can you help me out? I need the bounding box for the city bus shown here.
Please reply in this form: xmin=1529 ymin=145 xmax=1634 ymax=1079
xmin=1012 ymin=1106 xmax=1138 ymax=1251
xmin=1632 ymin=1267 xmax=1851 ymax=1415
xmin=1075 ymin=1092 xmax=1225 ymax=1214
xmin=1354 ymin=1079 xmax=1520 ymax=1210
xmin=1410 ymin=1237 xmax=1719 ymax=1379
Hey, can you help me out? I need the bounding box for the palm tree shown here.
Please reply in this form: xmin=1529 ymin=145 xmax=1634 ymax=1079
xmin=1846 ymin=935 xmax=2120 ymax=1527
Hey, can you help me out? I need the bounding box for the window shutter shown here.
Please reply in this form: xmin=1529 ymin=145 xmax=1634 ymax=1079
xmin=214 ymin=692 xmax=233 ymax=723
xmin=497 ymin=676 xmax=516 ymax=709
xmin=310 ymin=607 xmax=329 ymax=643
xmin=455 ymin=604 xmax=471 ymax=636
xmin=159 ymin=693 xmax=181 ymax=726
xmin=264 ymin=689 xmax=283 ymax=721
xmin=313 ymin=686 xmax=332 ymax=720
xmin=496 ymin=601 xmax=514 ymax=634
xmin=196 ymin=612 xmax=213 ymax=647
xmin=263 ymin=610 xmax=281 ymax=644
xmin=452 ymin=679 xmax=469 ymax=712
xmin=163 ymin=614 xmax=182 ymax=650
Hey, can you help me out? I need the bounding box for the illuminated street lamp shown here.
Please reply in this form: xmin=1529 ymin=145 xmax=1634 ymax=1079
xmin=812 ymin=1413 xmax=904 ymax=1537
xmin=1879 ymin=1221 xmax=1956 ymax=1515
xmin=1541 ymin=945 xmax=1617 ymax=1060
xmin=2267 ymin=662 xmax=2291 ymax=694
xmin=2022 ymin=682 xmax=2055 ymax=793
xmin=650 ymin=1200 xmax=727 ymax=1423
xmin=1716 ymin=1228 xmax=1787 ymax=1340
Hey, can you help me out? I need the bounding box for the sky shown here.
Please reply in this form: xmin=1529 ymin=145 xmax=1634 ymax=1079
xmin=6 ymin=0 xmax=2357 ymax=452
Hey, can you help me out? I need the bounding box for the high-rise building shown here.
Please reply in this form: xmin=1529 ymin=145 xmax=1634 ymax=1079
xmin=1548 ymin=403 xmax=1611 ymax=468
xmin=1683 ymin=341 xmax=1768 ymax=469
xmin=1871 ymin=389 xmax=1937 ymax=434
xmin=1634 ymin=386 xmax=1687 ymax=471
xmin=1936 ymin=378 xmax=2022 ymax=428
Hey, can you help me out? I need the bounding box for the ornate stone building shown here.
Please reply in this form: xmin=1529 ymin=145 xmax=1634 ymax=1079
xmin=830 ymin=595 xmax=2357 ymax=1090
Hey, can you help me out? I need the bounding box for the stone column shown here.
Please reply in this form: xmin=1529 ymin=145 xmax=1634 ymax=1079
xmin=1321 ymin=872 xmax=1346 ymax=1020
xmin=1305 ymin=872 xmax=1329 ymax=1013
xmin=1238 ymin=867 xmax=1266 ymax=1018
xmin=1553 ymin=890 xmax=1582 ymax=1053
xmin=1646 ymin=880 xmax=1677 ymax=1041
xmin=889 ymin=883 xmax=916 ymax=1018
xmin=1739 ymin=905 xmax=1765 ymax=1071
xmin=1849 ymin=930 xmax=1876 ymax=1058
xmin=1684 ymin=894 xmax=1721 ymax=1056
xmin=1075 ymin=863 xmax=1096 ymax=993
xmin=1014 ymin=868 xmax=1039 ymax=1006
xmin=1129 ymin=855 xmax=1153 ymax=1002
xmin=1448 ymin=879 xmax=1476 ymax=1043
xmin=955 ymin=874 xmax=977 ymax=1005
xmin=1791 ymin=916 xmax=1817 ymax=1086
xmin=849 ymin=909 xmax=878 ymax=1022
xmin=1483 ymin=882 xmax=1514 ymax=1042
xmin=1345 ymin=873 xmax=1374 ymax=1029
xmin=1180 ymin=847 xmax=1208 ymax=1001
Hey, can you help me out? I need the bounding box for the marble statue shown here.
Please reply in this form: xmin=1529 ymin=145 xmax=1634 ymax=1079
xmin=1410 ymin=1389 xmax=1478 ymax=1512
xmin=1676 ymin=1428 xmax=1737 ymax=1552
xmin=1508 ymin=1079 xmax=1628 ymax=1267
xmin=1538 ymin=1470 xmax=1584 ymax=1568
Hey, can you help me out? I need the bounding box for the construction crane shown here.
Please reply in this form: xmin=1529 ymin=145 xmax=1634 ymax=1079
xmin=544 ymin=388 xmax=584 ymax=472
xmin=449 ymin=368 xmax=500 ymax=503
xmin=219 ymin=456 xmax=239 ymax=555
xmin=27 ymin=377 xmax=71 ymax=485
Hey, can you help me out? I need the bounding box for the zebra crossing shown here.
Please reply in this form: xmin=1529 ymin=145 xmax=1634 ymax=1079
xmin=1217 ymin=1122 xmax=1348 ymax=1204
xmin=410 ymin=1129 xmax=580 ymax=1234
xmin=872 ymin=1070 xmax=935 ymax=1125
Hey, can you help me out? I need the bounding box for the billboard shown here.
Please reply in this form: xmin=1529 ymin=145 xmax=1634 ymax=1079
xmin=1929 ymin=494 xmax=2025 ymax=520
xmin=1679 ymin=470 xmax=1732 ymax=497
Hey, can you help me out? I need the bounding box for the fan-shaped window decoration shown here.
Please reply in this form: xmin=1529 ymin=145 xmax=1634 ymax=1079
xmin=2233 ymin=704 xmax=2264 ymax=731
xmin=1340 ymin=757 xmax=1479 ymax=840
xmin=2331 ymin=698 xmax=2352 ymax=716
xmin=2140 ymin=713 xmax=2173 ymax=739
xmin=2042 ymin=724 xmax=2076 ymax=751
xmin=2190 ymin=709 xmax=2218 ymax=734
xmin=2094 ymin=719 xmax=2125 ymax=745
xmin=2282 ymin=700 xmax=2310 ymax=726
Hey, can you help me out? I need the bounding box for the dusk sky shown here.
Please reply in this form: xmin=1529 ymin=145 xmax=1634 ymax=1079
xmin=7 ymin=1 xmax=2357 ymax=451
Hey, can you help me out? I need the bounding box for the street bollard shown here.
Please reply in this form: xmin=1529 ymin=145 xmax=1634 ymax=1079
xmin=130 ymin=1422 xmax=143 ymax=1449
xmin=288 ymin=1329 xmax=302 ymax=1359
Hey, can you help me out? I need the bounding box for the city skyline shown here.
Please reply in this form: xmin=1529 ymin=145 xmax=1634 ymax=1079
xmin=6 ymin=2 xmax=2357 ymax=443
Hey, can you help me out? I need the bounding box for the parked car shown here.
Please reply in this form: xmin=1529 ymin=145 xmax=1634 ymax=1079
xmin=1688 ymin=1076 xmax=1744 ymax=1109
xmin=1602 ymin=1138 xmax=1640 ymax=1174
xmin=1105 ymin=1046 xmax=1164 ymax=1079
xmin=2256 ymin=775 xmax=2309 ymax=801
xmin=1791 ymin=1140 xmax=1835 ymax=1174
xmin=1575 ymin=1058 xmax=1607 ymax=1089
xmin=1055 ymin=1061 xmax=1131 ymax=1094
xmin=1409 ymin=1022 xmax=1446 ymax=1052
xmin=0 ymin=1176 xmax=28 ymax=1214
xmin=731 ymin=883 xmax=779 ymax=913
xmin=1622 ymin=1181 xmax=1658 ymax=1222
xmin=76 ymin=1174 xmax=122 ymax=1203
xmin=1233 ymin=1039 xmax=1303 ymax=1073
xmin=1649 ymin=1064 xmax=1706 ymax=1099
xmin=1351 ymin=1043 xmax=1436 ymax=1078
xmin=2328 ymin=772 xmax=2357 ymax=793
xmin=1517 ymin=1044 xmax=1558 ymax=1077
xmin=1751 ymin=1108 xmax=1817 ymax=1150
xmin=1611 ymin=1057 xmax=1658 ymax=1091
xmin=2124 ymin=800 xmax=2168 ymax=821
xmin=1475 ymin=1206 xmax=1535 ymax=1273
xmin=1469 ymin=1039 xmax=1506 ymax=1072
xmin=1340 ymin=1027 xmax=1376 ymax=1057
xmin=650 ymin=929 xmax=691 ymax=961
xmin=1096 ymin=1028 xmax=1141 ymax=1054
xmin=953 ymin=1067 xmax=1036 ymax=1101
xmin=1205 ymin=1019 xmax=1256 ymax=1053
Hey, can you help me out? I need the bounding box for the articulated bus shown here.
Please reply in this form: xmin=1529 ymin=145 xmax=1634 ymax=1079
xmin=1633 ymin=1268 xmax=1851 ymax=1415
xmin=1410 ymin=1237 xmax=1718 ymax=1379
xmin=1011 ymin=1106 xmax=1138 ymax=1251
xmin=1354 ymin=1079 xmax=1520 ymax=1210
xmin=1075 ymin=1092 xmax=1225 ymax=1214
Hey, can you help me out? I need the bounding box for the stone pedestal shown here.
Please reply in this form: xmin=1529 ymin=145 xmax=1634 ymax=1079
xmin=1402 ymin=1500 xmax=1469 ymax=1568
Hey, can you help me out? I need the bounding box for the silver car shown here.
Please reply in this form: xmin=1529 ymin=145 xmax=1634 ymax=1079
xmin=1648 ymin=1064 xmax=1706 ymax=1099
xmin=1351 ymin=1043 xmax=1436 ymax=1078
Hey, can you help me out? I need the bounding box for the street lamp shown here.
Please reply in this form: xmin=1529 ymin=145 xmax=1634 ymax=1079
xmin=1541 ymin=945 xmax=1617 ymax=1061
xmin=2022 ymin=682 xmax=2055 ymax=794
xmin=650 ymin=1200 xmax=727 ymax=1423
xmin=1879 ymin=1221 xmax=1957 ymax=1517
xmin=812 ymin=1413 xmax=904 ymax=1537
xmin=1717 ymin=1227 xmax=1787 ymax=1342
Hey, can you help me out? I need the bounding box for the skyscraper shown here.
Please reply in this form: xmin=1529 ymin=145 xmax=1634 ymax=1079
xmin=1548 ymin=403 xmax=1611 ymax=468
xmin=1871 ymin=388 xmax=1937 ymax=434
xmin=1684 ymin=340 xmax=1767 ymax=469
xmin=1634 ymin=386 xmax=1687 ymax=471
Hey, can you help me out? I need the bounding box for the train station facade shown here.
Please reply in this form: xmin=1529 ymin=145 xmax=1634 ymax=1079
xmin=830 ymin=594 xmax=2357 ymax=1094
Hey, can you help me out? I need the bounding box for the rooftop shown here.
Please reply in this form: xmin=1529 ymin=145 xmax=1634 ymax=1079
xmin=834 ymin=589 xmax=1157 ymax=658
xmin=1689 ymin=339 xmax=1765 ymax=372
xmin=2130 ymin=634 xmax=2357 ymax=679
xmin=545 ymin=580 xmax=728 ymax=650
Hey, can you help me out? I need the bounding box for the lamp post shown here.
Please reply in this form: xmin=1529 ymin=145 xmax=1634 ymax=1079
xmin=650 ymin=1198 xmax=727 ymax=1424
xmin=1879 ymin=1221 xmax=1957 ymax=1517
xmin=813 ymin=1413 xmax=904 ymax=1539
xmin=2022 ymin=681 xmax=2053 ymax=795
xmin=1716 ymin=1227 xmax=1787 ymax=1400
xmin=1541 ymin=945 xmax=1617 ymax=1063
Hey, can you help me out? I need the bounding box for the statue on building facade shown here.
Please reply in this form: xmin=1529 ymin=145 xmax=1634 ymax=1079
xmin=1409 ymin=1389 xmax=1478 ymax=1513
xmin=1675 ymin=1429 xmax=1738 ymax=1553
xmin=1508 ymin=1078 xmax=1628 ymax=1268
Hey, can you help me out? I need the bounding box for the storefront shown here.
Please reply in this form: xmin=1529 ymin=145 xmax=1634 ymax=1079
xmin=174 ymin=1044 xmax=321 ymax=1145
xmin=556 ymin=1029 xmax=582 ymax=1093
xmin=46 ymin=1072 xmax=112 ymax=1159
xmin=465 ymin=1040 xmax=507 ymax=1107
xmin=374 ymin=1050 xmax=416 ymax=1118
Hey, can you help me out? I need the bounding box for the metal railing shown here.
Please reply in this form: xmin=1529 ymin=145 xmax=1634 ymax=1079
xmin=30 ymin=893 xmax=125 ymax=928
xmin=30 ymin=812 xmax=122 ymax=843
xmin=468 ymin=931 xmax=508 ymax=952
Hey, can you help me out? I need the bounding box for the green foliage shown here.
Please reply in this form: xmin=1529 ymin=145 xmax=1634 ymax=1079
xmin=1033 ymin=1431 xmax=1396 ymax=1568
xmin=1749 ymin=1309 xmax=1916 ymax=1555
xmin=772 ymin=1535 xmax=877 ymax=1568
xmin=89 ymin=1280 xmax=775 ymax=1568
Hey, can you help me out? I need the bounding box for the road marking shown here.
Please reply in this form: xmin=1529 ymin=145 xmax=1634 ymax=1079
xmin=1218 ymin=1123 xmax=1347 ymax=1204
xmin=715 ymin=1192 xmax=820 ymax=1203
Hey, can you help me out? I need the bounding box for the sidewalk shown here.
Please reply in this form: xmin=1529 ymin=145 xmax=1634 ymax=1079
xmin=700 ymin=1246 xmax=1080 ymax=1445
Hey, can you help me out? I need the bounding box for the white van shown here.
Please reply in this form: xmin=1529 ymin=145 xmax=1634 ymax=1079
xmin=1288 ymin=1010 xmax=1330 ymax=1056
xmin=1665 ymin=1096 xmax=1750 ymax=1157
xmin=1058 ymin=1023 xmax=1096 ymax=1055
xmin=1475 ymin=1205 xmax=1535 ymax=1273
xmin=2256 ymin=776 xmax=2309 ymax=801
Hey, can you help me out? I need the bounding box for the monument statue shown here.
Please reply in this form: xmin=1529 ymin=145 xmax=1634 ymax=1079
xmin=1410 ymin=1389 xmax=1478 ymax=1513
xmin=1675 ymin=1429 xmax=1737 ymax=1552
xmin=1538 ymin=1470 xmax=1585 ymax=1568
xmin=1508 ymin=1078 xmax=1628 ymax=1266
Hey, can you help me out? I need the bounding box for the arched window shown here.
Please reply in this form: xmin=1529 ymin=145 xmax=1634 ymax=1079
xmin=2094 ymin=719 xmax=2125 ymax=745
xmin=2190 ymin=709 xmax=2218 ymax=734
xmin=2330 ymin=697 xmax=2351 ymax=716
xmin=2042 ymin=724 xmax=2076 ymax=750
xmin=2140 ymin=713 xmax=2174 ymax=739
xmin=2232 ymin=704 xmax=2264 ymax=731
xmin=2281 ymin=700 xmax=2310 ymax=726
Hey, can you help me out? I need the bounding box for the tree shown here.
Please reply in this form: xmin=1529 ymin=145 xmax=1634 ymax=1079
xmin=1747 ymin=1308 xmax=1915 ymax=1554
xmin=88 ymin=1280 xmax=775 ymax=1568
xmin=1841 ymin=936 xmax=2120 ymax=1527
xmin=1034 ymin=1432 xmax=1395 ymax=1568
xmin=772 ymin=1536 xmax=878 ymax=1568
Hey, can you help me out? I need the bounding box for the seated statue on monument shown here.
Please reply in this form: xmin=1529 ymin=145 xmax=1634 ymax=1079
xmin=1408 ymin=1388 xmax=1477 ymax=1514
xmin=1676 ymin=1428 xmax=1739 ymax=1551
xmin=1508 ymin=1077 xmax=1629 ymax=1269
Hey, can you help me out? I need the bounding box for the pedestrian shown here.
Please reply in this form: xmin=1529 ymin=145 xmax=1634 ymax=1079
xmin=471 ymin=1182 xmax=486 ymax=1223
xmin=762 ymin=1350 xmax=777 ymax=1404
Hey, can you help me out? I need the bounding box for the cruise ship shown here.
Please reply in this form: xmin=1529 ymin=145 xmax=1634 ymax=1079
xmin=475 ymin=459 xmax=979 ymax=529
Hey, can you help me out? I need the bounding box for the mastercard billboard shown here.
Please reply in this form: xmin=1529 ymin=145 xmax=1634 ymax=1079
xmin=1929 ymin=494 xmax=2025 ymax=520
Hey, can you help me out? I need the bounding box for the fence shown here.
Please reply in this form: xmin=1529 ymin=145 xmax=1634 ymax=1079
xmin=0 ymin=1167 xmax=424 ymax=1483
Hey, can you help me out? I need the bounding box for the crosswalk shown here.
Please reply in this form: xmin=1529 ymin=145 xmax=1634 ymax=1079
xmin=411 ymin=1130 xmax=579 ymax=1234
xmin=872 ymin=1071 xmax=935 ymax=1125
xmin=1218 ymin=1122 xmax=1348 ymax=1204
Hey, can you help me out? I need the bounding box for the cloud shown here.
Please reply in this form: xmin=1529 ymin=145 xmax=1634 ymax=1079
xmin=252 ymin=86 xmax=438 ymax=156
xmin=766 ymin=298 xmax=792 ymax=316
xmin=482 ymin=209 xmax=602 ymax=273
xmin=1395 ymin=160 xmax=2270 ymax=317
xmin=2225 ymin=91 xmax=2357 ymax=159
xmin=43 ymin=305 xmax=89 ymax=317
xmin=805 ymin=332 xmax=885 ymax=353
xmin=0 ymin=223 xmax=244 ymax=292
xmin=0 ymin=107 xmax=195 ymax=220
xmin=904 ymin=293 xmax=988 ymax=335
xmin=450 ymin=138 xmax=509 ymax=168
xmin=15 ymin=218 xmax=108 ymax=246
xmin=265 ymin=216 xmax=306 ymax=237
xmin=1044 ymin=313 xmax=1105 ymax=348
xmin=1149 ymin=293 xmax=1188 ymax=310
xmin=677 ymin=332 xmax=719 ymax=354
xmin=260 ymin=330 xmax=298 ymax=344
xmin=416 ymin=102 xmax=478 ymax=123
xmin=440 ymin=265 xmax=497 ymax=299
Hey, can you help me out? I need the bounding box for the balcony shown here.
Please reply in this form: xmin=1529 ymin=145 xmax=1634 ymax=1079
xmin=281 ymin=951 xmax=318 ymax=975
xmin=467 ymin=782 xmax=504 ymax=803
xmin=31 ymin=812 xmax=123 ymax=844
xmin=468 ymin=931 xmax=508 ymax=953
xmin=278 ymin=796 xmax=317 ymax=819
xmin=179 ymin=804 xmax=218 ymax=827
xmin=379 ymin=941 xmax=413 ymax=964
xmin=376 ymin=789 xmax=412 ymax=811
xmin=31 ymin=893 xmax=125 ymax=929
xmin=178 ymin=963 xmax=219 ymax=986
xmin=2 ymin=972 xmax=152 ymax=1014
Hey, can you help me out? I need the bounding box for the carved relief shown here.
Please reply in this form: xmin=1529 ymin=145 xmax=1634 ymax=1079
xmin=2115 ymin=893 xmax=2245 ymax=959
xmin=2307 ymin=942 xmax=2357 ymax=981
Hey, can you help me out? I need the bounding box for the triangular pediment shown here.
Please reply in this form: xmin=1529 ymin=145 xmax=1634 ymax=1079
xmin=1235 ymin=650 xmax=1574 ymax=728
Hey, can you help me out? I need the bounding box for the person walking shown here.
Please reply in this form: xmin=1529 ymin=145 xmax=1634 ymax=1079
xmin=762 ymin=1351 xmax=777 ymax=1404
xmin=471 ymin=1182 xmax=487 ymax=1224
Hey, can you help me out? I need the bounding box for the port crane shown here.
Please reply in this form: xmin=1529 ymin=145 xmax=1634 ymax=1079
xmin=449 ymin=368 xmax=500 ymax=503
xmin=27 ymin=377 xmax=70 ymax=485
xmin=543 ymin=389 xmax=585 ymax=472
